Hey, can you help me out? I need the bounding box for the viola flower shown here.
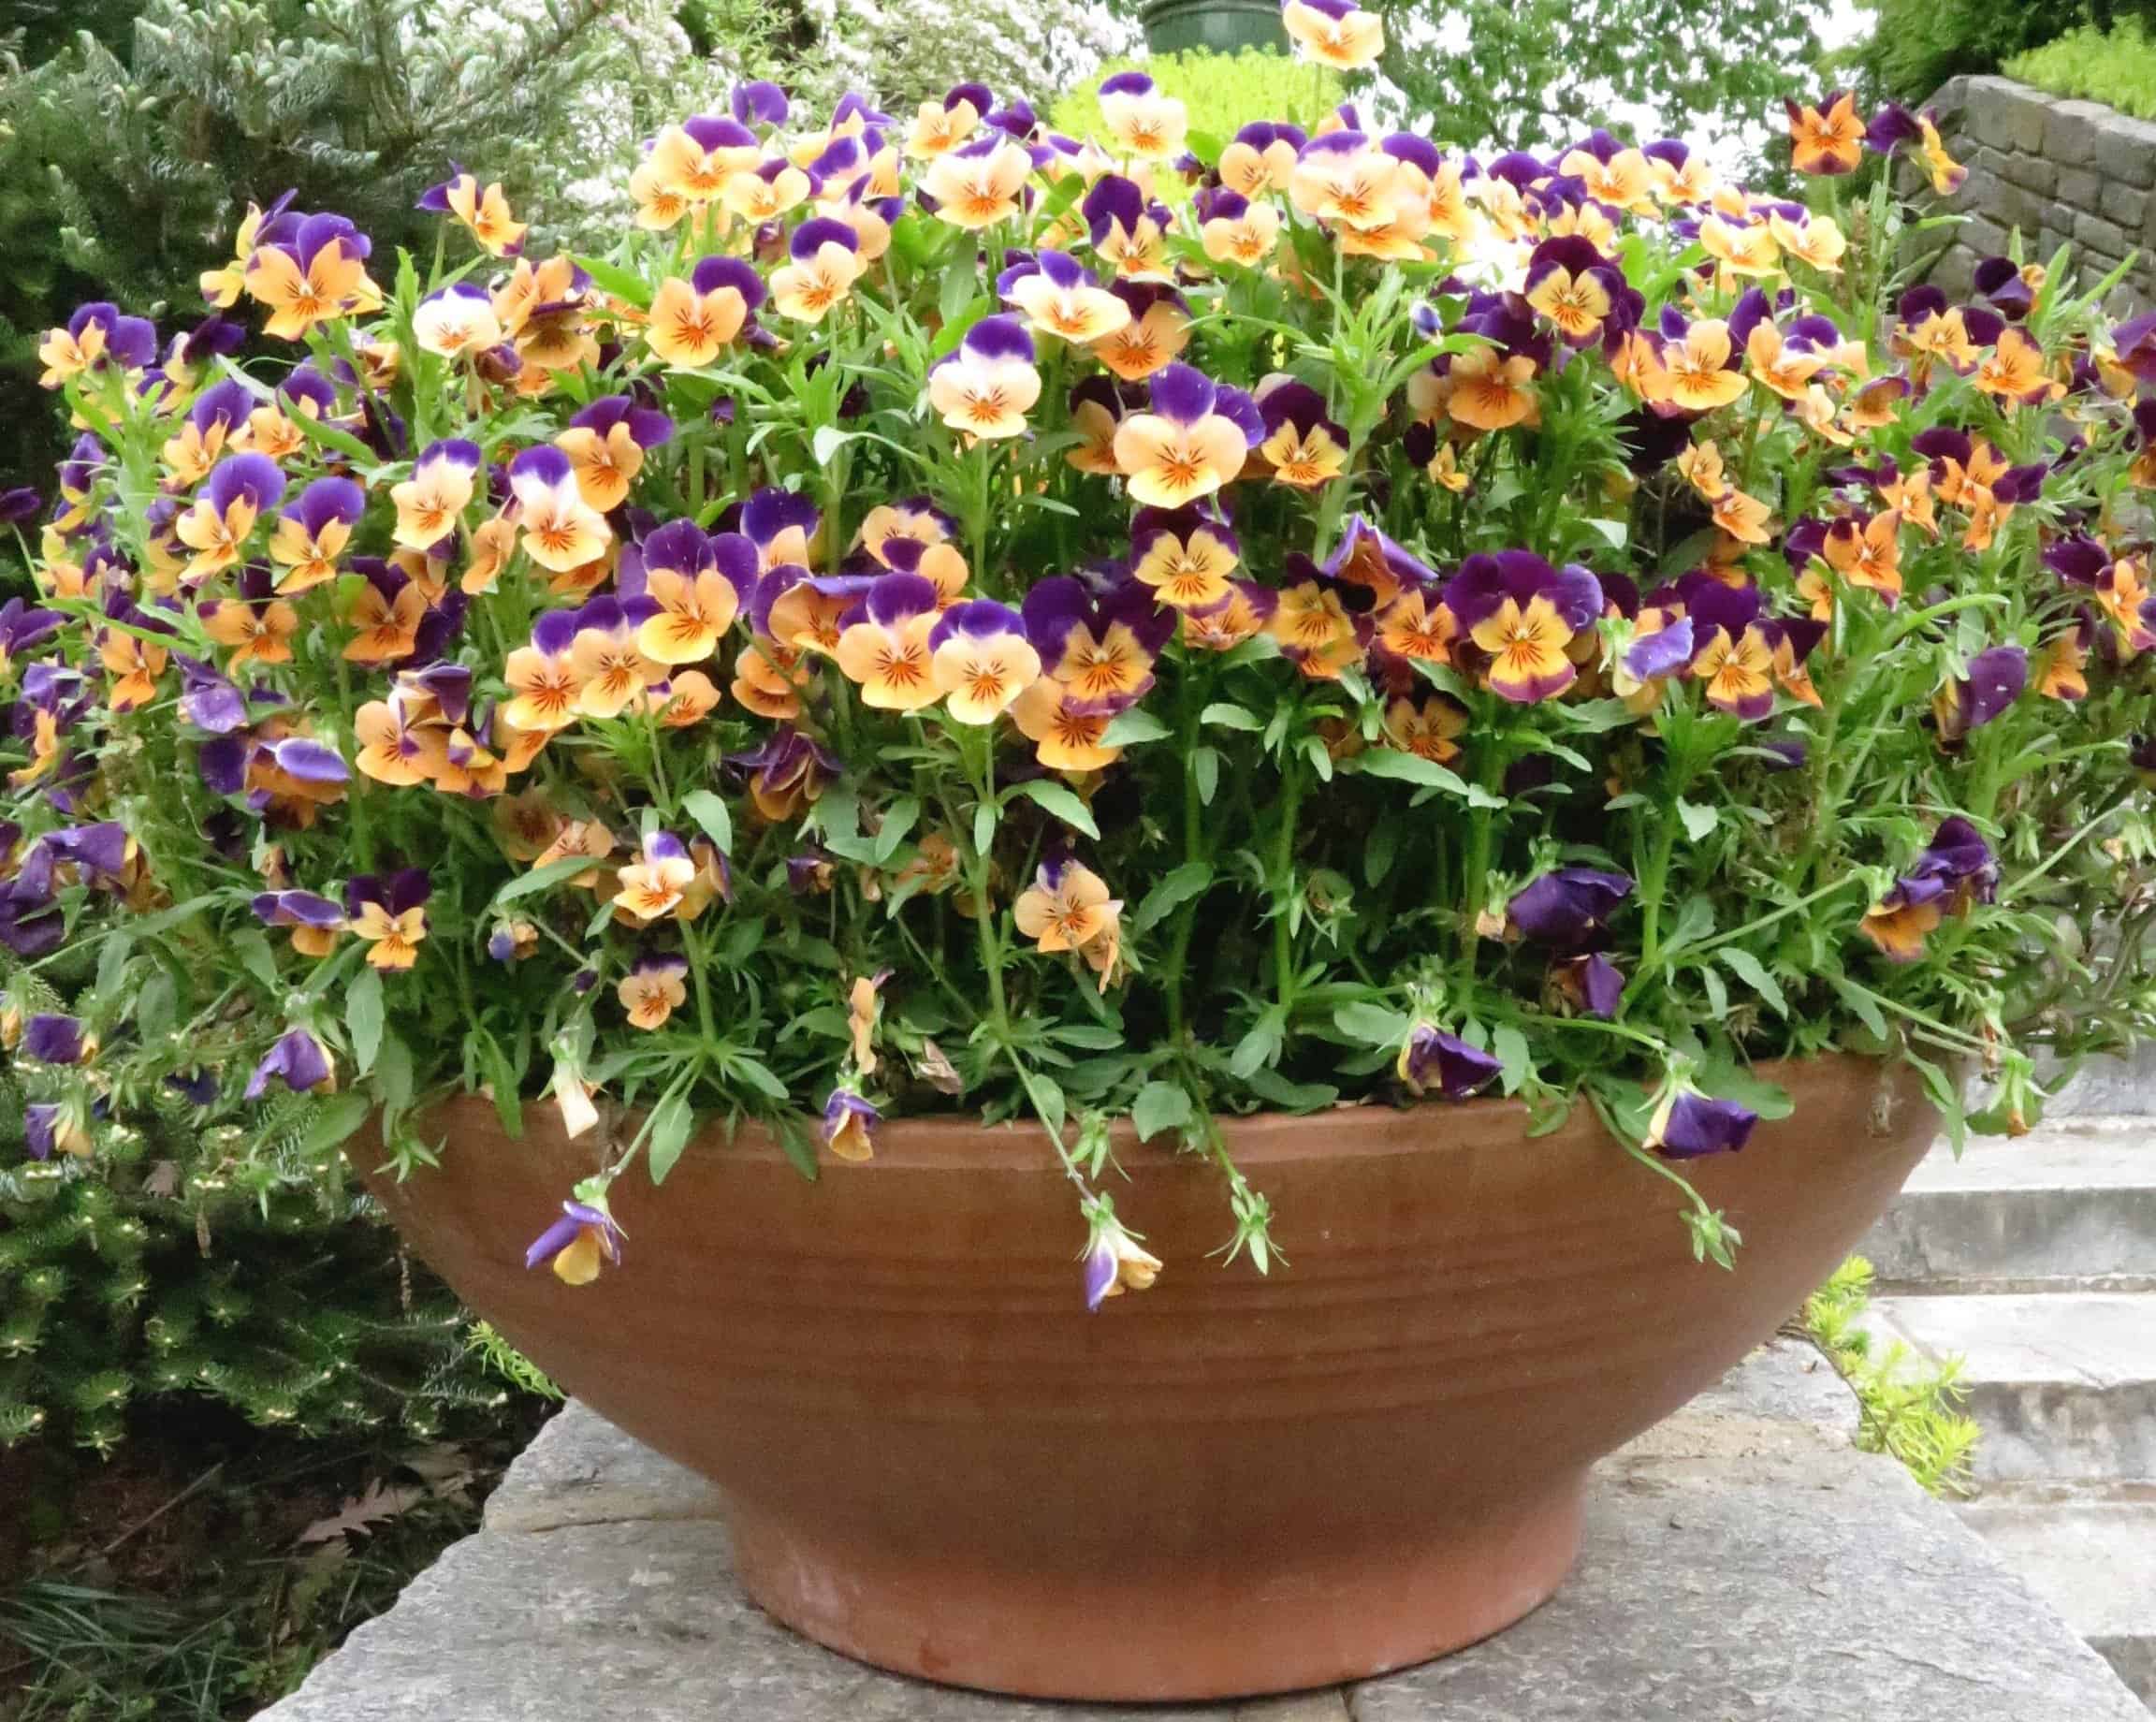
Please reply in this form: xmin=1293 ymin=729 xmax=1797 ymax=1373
xmin=1974 ymin=328 xmax=2060 ymax=406
xmin=23 ymin=1014 xmax=88 ymax=1065
xmin=501 ymin=610 xmax=585 ymax=735
xmin=1197 ymin=188 xmax=1282 ymax=269
xmin=1097 ymin=71 xmax=1187 ymax=160
xmin=742 ymin=489 xmax=821 ymax=573
xmin=201 ymin=572 xmax=299 ymax=670
xmin=1552 ymin=952 xmax=1625 ymax=1019
xmin=906 ymin=85 xmax=983 ymax=158
xmin=1082 ymin=1204 xmax=1163 ymax=1311
xmin=355 ymin=692 xmax=451 ymax=784
xmin=929 ymin=599 xmax=1042 ymax=722
xmin=618 ymin=952 xmax=690 ymax=1029
xmin=533 ymin=816 xmax=619 ymax=886
xmin=1646 ymin=1086 xmax=1758 ymax=1159
xmin=1130 ymin=505 xmax=1239 ymax=611
xmin=1381 ymin=693 xmax=1466 ymax=763
xmin=648 ymin=114 xmax=763 ymax=201
xmin=822 ymin=1088 xmax=881 ymax=1162
xmin=721 ymin=156 xmax=813 ymax=225
xmin=1444 ymin=551 xmax=1602 ymax=704
xmin=615 ymin=830 xmax=697 ymax=922
xmin=1522 ymin=237 xmax=1624 ymax=346
xmin=569 ymin=597 xmax=664 ymax=721
xmin=1282 ymin=0 xmax=1384 ymax=69
xmin=923 ymin=138 xmax=1033 ymax=228
xmin=418 ymin=167 xmax=526 ymax=255
xmin=1092 ymin=284 xmax=1191 ymax=383
xmin=176 ymin=454 xmax=285 ymax=583
xmin=1113 ymin=363 xmax=1261 ymax=508
xmin=1442 ymin=345 xmax=1540 ymax=432
xmin=1684 ymin=581 xmax=1777 ymax=721
xmin=160 ymin=379 xmax=254 ymax=486
xmin=243 ymin=212 xmax=379 ymax=340
xmin=525 ymin=1198 xmax=626 ymax=1287
xmin=636 ymin=522 xmax=750 ymax=664
xmin=510 ymin=446 xmax=611 ymax=574
xmin=836 ymin=571 xmax=942 ymax=710
xmin=346 ymin=868 xmax=430 ymax=970
xmin=1661 ymin=318 xmax=1750 ymax=412
xmin=1084 ymin=176 xmax=1177 ymax=282
xmin=646 ymin=256 xmax=765 ymax=367
xmin=342 ymin=565 xmax=428 ymax=666
xmin=1253 ymin=379 xmax=1348 ymax=489
xmin=1013 ymin=858 xmax=1121 ymax=962
xmin=771 ymin=218 xmax=867 ymax=324
xmin=98 ymin=613 xmax=170 ymax=712
xmin=392 ymin=440 xmax=482 ymax=552
xmin=37 ymin=302 xmax=157 ymax=387
xmin=1785 ymin=92 xmax=1865 ymax=176
xmin=1932 ymin=645 xmax=2027 ymax=745
xmin=926 ymin=316 xmax=1042 ymax=440
xmin=1002 ymin=250 xmax=1131 ymax=347
xmin=269 ymin=475 xmax=364 ymax=593
xmin=1011 ymin=677 xmax=1123 ymax=771
xmin=1218 ymin=121 xmax=1306 ymax=197
xmin=557 ymin=396 xmax=673 ymax=514
xmin=734 ymin=728 xmax=841 ymax=821
xmin=1024 ymin=576 xmax=1173 ymax=710
xmin=413 ymin=284 xmax=503 ymax=358
xmin=25 ymin=1100 xmax=92 ymax=1160
xmin=1396 ymin=1024 xmax=1502 ymax=1099
xmin=1268 ymin=569 xmax=1366 ymax=680
xmin=245 ymin=1028 xmax=336 ymax=1099
xmin=1860 ymin=817 xmax=1997 ymax=961
xmin=252 ymin=889 xmax=345 ymax=956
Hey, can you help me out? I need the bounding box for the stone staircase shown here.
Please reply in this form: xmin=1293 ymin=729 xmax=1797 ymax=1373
xmin=1859 ymin=1062 xmax=2156 ymax=1710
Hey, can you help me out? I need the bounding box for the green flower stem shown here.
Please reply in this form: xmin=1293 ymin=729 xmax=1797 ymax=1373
xmin=1163 ymin=655 xmax=1214 ymax=1044
xmin=2002 ymin=803 xmax=2130 ymax=903
xmin=1686 ymin=877 xmax=1866 ymax=958
xmin=1272 ymin=745 xmax=1305 ymax=1014
xmin=680 ymin=915 xmax=721 ymax=1056
xmin=1839 ymin=979 xmax=1993 ymax=1055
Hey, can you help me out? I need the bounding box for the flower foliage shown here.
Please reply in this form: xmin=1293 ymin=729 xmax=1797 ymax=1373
xmin=9 ymin=15 xmax=2156 ymax=1305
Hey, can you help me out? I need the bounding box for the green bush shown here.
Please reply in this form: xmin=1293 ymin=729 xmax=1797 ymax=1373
xmin=1860 ymin=0 xmax=2156 ymax=102
xmin=1048 ymin=48 xmax=1343 ymax=145
xmin=2007 ymin=20 xmax=2156 ymax=120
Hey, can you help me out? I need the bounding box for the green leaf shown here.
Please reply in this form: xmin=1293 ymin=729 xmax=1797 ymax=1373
xmin=571 ymin=254 xmax=652 ymax=310
xmin=1700 ymin=961 xmax=1729 ymax=1020
xmin=1716 ymin=948 xmax=1787 ymax=1018
xmin=1007 ymin=778 xmax=1100 ymax=838
xmin=345 ymin=966 xmax=385 ymax=1075
xmin=680 ymin=790 xmax=734 ymax=854
xmin=1193 ymin=746 xmax=1221 ymax=805
xmin=1132 ymin=861 xmax=1214 ymax=931
xmin=1663 ymin=896 xmax=1716 ymax=956
xmin=232 ymin=928 xmax=281 ymax=996
xmin=1201 ymin=701 xmax=1262 ymax=731
xmin=493 ymin=855 xmax=604 ymax=907
xmin=298 ymin=1093 xmax=372 ymax=1160
xmin=290 ymin=410 xmax=379 ymax=466
xmin=645 ymin=1088 xmax=695 ymax=1185
xmin=95 ymin=932 xmax=133 ymax=1004
xmin=1696 ymin=1056 xmax=1795 ymax=1121
xmin=1050 ymin=1023 xmax=1124 ymax=1049
xmin=1676 ymin=798 xmax=1718 ymax=842
xmin=1028 ymin=1074 xmax=1069 ymax=1144
xmin=810 ymin=426 xmax=853 ymax=467
xmin=1333 ymin=1000 xmax=1409 ymax=1046
xmin=1492 ymin=1024 xmax=1531 ymax=1095
xmin=1230 ymin=1008 xmax=1287 ymax=1079
xmin=1582 ymin=517 xmax=1629 ymax=549
xmin=1240 ymin=1067 xmax=1336 ymax=1111
xmin=1131 ymin=1080 xmax=1194 ymax=1142
xmin=1357 ymin=749 xmax=1466 ymax=790
xmin=971 ymin=798 xmax=997 ymax=858
xmin=724 ymin=1054 xmax=792 ymax=1102
xmin=772 ymin=1113 xmax=822 ymax=1181
xmin=1101 ymin=708 xmax=1173 ymax=747
xmin=1832 ymin=976 xmax=1889 ymax=1040
xmin=871 ymin=795 xmax=920 ymax=866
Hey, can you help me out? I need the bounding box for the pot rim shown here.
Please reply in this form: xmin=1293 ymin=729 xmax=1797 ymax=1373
xmin=431 ymin=1051 xmax=1916 ymax=1173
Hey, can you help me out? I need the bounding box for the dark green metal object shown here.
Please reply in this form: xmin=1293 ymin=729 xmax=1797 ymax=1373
xmin=1140 ymin=0 xmax=1288 ymax=57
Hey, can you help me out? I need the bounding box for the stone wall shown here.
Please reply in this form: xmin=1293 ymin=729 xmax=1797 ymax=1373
xmin=1918 ymin=75 xmax=2156 ymax=314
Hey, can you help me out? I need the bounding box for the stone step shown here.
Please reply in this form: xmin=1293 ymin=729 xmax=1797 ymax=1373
xmin=1856 ymin=1293 xmax=2156 ymax=1484
xmin=1863 ymin=1124 xmax=2156 ymax=1293
xmin=1959 ymin=1496 xmax=2156 ymax=1709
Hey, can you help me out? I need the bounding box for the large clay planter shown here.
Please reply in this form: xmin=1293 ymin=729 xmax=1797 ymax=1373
xmin=358 ymin=1054 xmax=1934 ymax=1700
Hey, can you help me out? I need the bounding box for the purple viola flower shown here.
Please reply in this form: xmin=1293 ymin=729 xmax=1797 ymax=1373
xmin=1624 ymin=614 xmax=1696 ymax=684
xmin=167 ymin=1069 xmax=219 ymax=1107
xmin=1945 ymin=645 xmax=2027 ymax=735
xmin=822 ymin=1087 xmax=881 ymax=1161
xmin=43 ymin=822 xmax=128 ymax=880
xmin=345 ymin=868 xmax=431 ymax=920
xmin=0 ymin=487 xmax=39 ymax=525
xmin=244 ymin=1028 xmax=334 ymax=1100
xmin=732 ymin=80 xmax=789 ymax=125
xmin=1972 ymin=255 xmax=2034 ymax=321
xmin=1440 ymin=551 xmax=1605 ymax=703
xmin=2044 ymin=533 xmax=2110 ymax=588
xmin=23 ymin=1014 xmax=86 ymax=1064
xmin=66 ymin=301 xmax=158 ymax=371
xmin=525 ymin=1200 xmax=626 ymax=1285
xmin=255 ymin=735 xmax=351 ymax=786
xmin=1081 ymin=1210 xmax=1163 ymax=1312
xmin=1648 ymin=1088 xmax=1758 ymax=1160
xmin=176 ymin=654 xmax=248 ymax=734
xmin=1509 ymin=868 xmax=1634 ymax=947
xmin=252 ymin=889 xmax=344 ymax=931
xmin=201 ymin=452 xmax=287 ymax=520
xmin=283 ymin=474 xmax=366 ymax=541
xmin=567 ymin=393 xmax=675 ymax=450
xmin=1323 ymin=516 xmax=1435 ymax=600
xmin=24 ymin=1102 xmax=61 ymax=1160
xmin=1396 ymin=1025 xmax=1503 ymax=1100
xmin=1557 ymin=952 xmax=1624 ymax=1019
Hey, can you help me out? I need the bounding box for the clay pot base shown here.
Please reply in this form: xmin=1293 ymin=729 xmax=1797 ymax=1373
xmin=726 ymin=1476 xmax=1586 ymax=1700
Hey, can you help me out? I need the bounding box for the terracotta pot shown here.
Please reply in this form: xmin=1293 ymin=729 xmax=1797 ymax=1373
xmin=357 ymin=1054 xmax=1933 ymax=1700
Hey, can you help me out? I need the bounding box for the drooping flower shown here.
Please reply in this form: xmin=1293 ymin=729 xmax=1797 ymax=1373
xmin=1932 ymin=645 xmax=2027 ymax=745
xmin=525 ymin=1198 xmax=626 ymax=1286
xmin=345 ymin=869 xmax=430 ymax=970
xmin=418 ymin=167 xmax=527 ymax=255
xmin=1081 ymin=1202 xmax=1163 ymax=1311
xmin=1645 ymin=1087 xmax=1758 ymax=1159
xmin=1396 ymin=1024 xmax=1502 ymax=1099
xmin=245 ymin=1028 xmax=336 ymax=1099
xmin=822 ymin=1087 xmax=881 ymax=1162
xmin=22 ymin=1014 xmax=88 ymax=1065
xmin=646 ymin=256 xmax=765 ymax=367
xmin=926 ymin=316 xmax=1042 ymax=440
xmin=733 ymin=728 xmax=841 ymax=821
xmin=1112 ymin=362 xmax=1261 ymax=508
xmin=1509 ymin=867 xmax=1634 ymax=947
xmin=1860 ymin=817 xmax=1997 ymax=961
xmin=618 ymin=952 xmax=690 ymax=1030
xmin=1444 ymin=551 xmax=1602 ymax=703
xmin=252 ymin=888 xmax=345 ymax=956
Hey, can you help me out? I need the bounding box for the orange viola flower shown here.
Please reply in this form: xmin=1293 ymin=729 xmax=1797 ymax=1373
xmin=1785 ymin=92 xmax=1865 ymax=176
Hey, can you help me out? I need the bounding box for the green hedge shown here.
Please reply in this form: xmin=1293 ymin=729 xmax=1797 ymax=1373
xmin=2007 ymin=21 xmax=2156 ymax=120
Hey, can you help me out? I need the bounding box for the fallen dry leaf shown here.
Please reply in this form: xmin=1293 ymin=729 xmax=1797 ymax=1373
xmin=296 ymin=1478 xmax=425 ymax=1546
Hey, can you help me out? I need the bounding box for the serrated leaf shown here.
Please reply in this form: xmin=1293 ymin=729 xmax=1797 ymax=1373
xmin=1007 ymin=778 xmax=1100 ymax=838
xmin=1101 ymin=708 xmax=1173 ymax=746
xmin=1716 ymin=948 xmax=1787 ymax=1017
xmin=345 ymin=966 xmax=384 ymax=1075
xmin=680 ymin=790 xmax=734 ymax=854
xmin=645 ymin=1089 xmax=695 ymax=1185
xmin=1130 ymin=1080 xmax=1193 ymax=1142
xmin=1676 ymin=798 xmax=1718 ymax=842
xmin=1132 ymin=861 xmax=1214 ymax=930
xmin=1333 ymin=1000 xmax=1409 ymax=1046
